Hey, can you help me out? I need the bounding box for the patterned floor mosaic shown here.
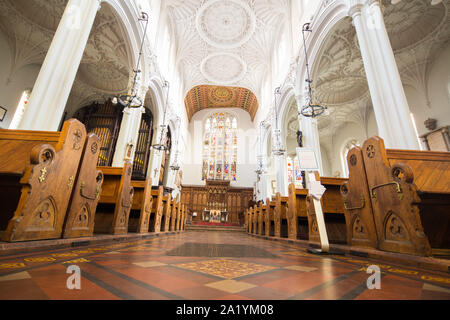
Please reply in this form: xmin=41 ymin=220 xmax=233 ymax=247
xmin=0 ymin=231 xmax=449 ymax=300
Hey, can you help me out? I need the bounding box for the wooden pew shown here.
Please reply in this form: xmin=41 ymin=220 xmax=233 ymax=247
xmin=129 ymin=178 xmax=153 ymax=233
xmin=170 ymin=200 xmax=178 ymax=232
xmin=306 ymin=174 xmax=348 ymax=246
xmin=266 ymin=197 xmax=276 ymax=237
xmin=287 ymin=184 xmax=309 ymax=240
xmin=358 ymin=136 xmax=448 ymax=256
xmin=247 ymin=208 xmax=252 ymax=233
xmin=149 ymin=186 xmax=164 ymax=233
xmin=161 ymin=194 xmax=172 ymax=232
xmin=274 ymin=193 xmax=289 ymax=238
xmin=63 ymin=133 xmax=103 ymax=238
xmin=244 ymin=209 xmax=248 ymax=232
xmin=180 ymin=204 xmax=186 ymax=230
xmin=176 ymin=202 xmax=182 ymax=231
xmin=253 ymin=206 xmax=258 ymax=234
xmin=261 ymin=203 xmax=267 ymax=236
xmin=94 ymin=161 xmax=134 ymax=235
xmin=0 ymin=119 xmax=87 ymax=242
xmin=340 ymin=146 xmax=378 ymax=249
xmin=257 ymin=203 xmax=264 ymax=235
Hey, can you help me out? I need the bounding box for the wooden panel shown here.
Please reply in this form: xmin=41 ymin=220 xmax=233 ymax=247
xmin=0 ymin=119 xmax=87 ymax=242
xmin=95 ymin=161 xmax=134 ymax=235
xmin=362 ymin=137 xmax=432 ymax=256
xmin=341 ymin=147 xmax=378 ymax=249
xmin=63 ymin=133 xmax=103 ymax=238
xmin=150 ymin=186 xmax=164 ymax=233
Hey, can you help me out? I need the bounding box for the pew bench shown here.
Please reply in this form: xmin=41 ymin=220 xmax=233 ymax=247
xmin=287 ymin=185 xmax=309 ymax=240
xmin=94 ymin=162 xmax=134 ymax=235
xmin=149 ymin=186 xmax=164 ymax=233
xmin=342 ymin=136 xmax=450 ymax=257
xmin=129 ymin=178 xmax=153 ymax=233
xmin=0 ymin=119 xmax=88 ymax=242
xmin=274 ymin=193 xmax=289 ymax=238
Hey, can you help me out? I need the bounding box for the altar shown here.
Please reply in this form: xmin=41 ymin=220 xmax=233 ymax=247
xmin=202 ymin=209 xmax=229 ymax=223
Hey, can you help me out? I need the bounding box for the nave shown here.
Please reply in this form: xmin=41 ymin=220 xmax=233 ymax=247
xmin=0 ymin=231 xmax=449 ymax=300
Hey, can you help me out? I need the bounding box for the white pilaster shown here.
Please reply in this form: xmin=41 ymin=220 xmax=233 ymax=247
xmin=349 ymin=1 xmax=419 ymax=149
xmin=19 ymin=0 xmax=102 ymax=131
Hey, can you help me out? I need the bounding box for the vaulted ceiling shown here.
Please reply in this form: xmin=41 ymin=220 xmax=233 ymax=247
xmin=164 ymin=0 xmax=290 ymax=117
xmin=283 ymin=0 xmax=450 ymax=147
xmin=185 ymin=85 xmax=258 ymax=120
xmin=0 ymin=0 xmax=131 ymax=115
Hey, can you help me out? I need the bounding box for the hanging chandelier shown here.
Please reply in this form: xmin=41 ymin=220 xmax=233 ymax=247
xmin=300 ymin=23 xmax=327 ymax=118
xmin=112 ymin=12 xmax=149 ymax=109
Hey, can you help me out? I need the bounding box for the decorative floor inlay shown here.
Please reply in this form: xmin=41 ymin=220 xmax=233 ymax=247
xmin=175 ymin=259 xmax=276 ymax=279
xmin=166 ymin=242 xmax=278 ymax=258
xmin=205 ymin=279 xmax=257 ymax=294
xmin=284 ymin=265 xmax=318 ymax=272
xmin=133 ymin=261 xmax=167 ymax=268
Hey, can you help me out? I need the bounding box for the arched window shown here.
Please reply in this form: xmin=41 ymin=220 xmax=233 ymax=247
xmin=341 ymin=139 xmax=360 ymax=178
xmin=9 ymin=90 xmax=31 ymax=129
xmin=202 ymin=112 xmax=237 ymax=181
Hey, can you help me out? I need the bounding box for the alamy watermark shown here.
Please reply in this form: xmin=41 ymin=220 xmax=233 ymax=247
xmin=66 ymin=265 xmax=81 ymax=290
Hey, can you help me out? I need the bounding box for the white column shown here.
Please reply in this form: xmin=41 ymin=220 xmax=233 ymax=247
xmin=111 ymin=106 xmax=145 ymax=167
xmin=350 ymin=1 xmax=419 ymax=149
xmin=296 ymin=95 xmax=324 ymax=175
xmin=272 ymin=127 xmax=288 ymax=196
xmin=147 ymin=124 xmax=166 ymax=186
xmin=19 ymin=0 xmax=102 ymax=131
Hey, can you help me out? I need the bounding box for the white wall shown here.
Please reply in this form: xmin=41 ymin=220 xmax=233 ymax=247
xmin=182 ymin=107 xmax=258 ymax=188
xmin=405 ymin=43 xmax=450 ymax=136
xmin=0 ymin=32 xmax=41 ymax=129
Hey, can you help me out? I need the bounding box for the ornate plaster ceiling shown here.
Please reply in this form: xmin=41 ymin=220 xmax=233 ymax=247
xmin=0 ymin=0 xmax=131 ymax=115
xmin=184 ymin=85 xmax=258 ymax=120
xmin=165 ymin=0 xmax=289 ymax=107
xmin=311 ymin=0 xmax=450 ymax=142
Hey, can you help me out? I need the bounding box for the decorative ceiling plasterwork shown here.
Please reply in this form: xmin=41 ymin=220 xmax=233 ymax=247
xmin=0 ymin=0 xmax=131 ymax=115
xmin=184 ymin=85 xmax=258 ymax=121
xmin=309 ymin=0 xmax=450 ymax=143
xmin=166 ymin=0 xmax=289 ymax=107
xmin=196 ymin=0 xmax=256 ymax=49
xmin=200 ymin=52 xmax=247 ymax=85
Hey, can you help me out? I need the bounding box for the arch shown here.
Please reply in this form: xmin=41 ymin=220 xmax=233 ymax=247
xmin=295 ymin=0 xmax=349 ymax=96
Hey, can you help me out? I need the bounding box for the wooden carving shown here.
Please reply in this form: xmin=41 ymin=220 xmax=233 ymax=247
xmin=341 ymin=147 xmax=378 ymax=249
xmin=1 ymin=119 xmax=86 ymax=242
xmin=163 ymin=196 xmax=172 ymax=232
xmin=176 ymin=203 xmax=182 ymax=231
xmin=257 ymin=204 xmax=263 ymax=235
xmin=287 ymin=185 xmax=309 ymax=240
xmin=267 ymin=198 xmax=276 ymax=237
xmin=63 ymin=133 xmax=103 ymax=238
xmin=170 ymin=202 xmax=177 ymax=231
xmin=362 ymin=137 xmax=432 ymax=256
xmin=306 ymin=195 xmax=320 ymax=245
xmin=110 ymin=161 xmax=134 ymax=235
xmin=150 ymin=186 xmax=164 ymax=233
xmin=134 ymin=178 xmax=153 ymax=233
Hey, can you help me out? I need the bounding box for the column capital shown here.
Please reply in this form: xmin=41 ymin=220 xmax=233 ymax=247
xmin=348 ymin=4 xmax=363 ymax=18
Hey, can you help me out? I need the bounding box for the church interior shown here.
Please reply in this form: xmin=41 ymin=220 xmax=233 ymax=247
xmin=0 ymin=0 xmax=449 ymax=302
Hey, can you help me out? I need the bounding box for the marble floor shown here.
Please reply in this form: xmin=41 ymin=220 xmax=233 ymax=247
xmin=0 ymin=231 xmax=449 ymax=300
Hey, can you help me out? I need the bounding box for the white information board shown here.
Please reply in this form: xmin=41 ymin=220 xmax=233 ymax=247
xmin=296 ymin=147 xmax=319 ymax=171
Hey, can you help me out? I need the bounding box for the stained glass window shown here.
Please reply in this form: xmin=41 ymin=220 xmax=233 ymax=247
xmin=202 ymin=112 xmax=237 ymax=181
xmin=287 ymin=155 xmax=303 ymax=188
